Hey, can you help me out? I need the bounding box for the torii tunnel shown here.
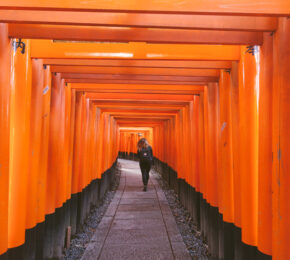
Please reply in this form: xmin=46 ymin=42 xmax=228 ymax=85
xmin=0 ymin=1 xmax=289 ymax=260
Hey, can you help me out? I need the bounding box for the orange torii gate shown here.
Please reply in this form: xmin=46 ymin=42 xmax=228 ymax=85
xmin=0 ymin=2 xmax=289 ymax=259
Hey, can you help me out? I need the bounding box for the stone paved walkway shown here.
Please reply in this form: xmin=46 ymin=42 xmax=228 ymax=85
xmin=82 ymin=159 xmax=191 ymax=260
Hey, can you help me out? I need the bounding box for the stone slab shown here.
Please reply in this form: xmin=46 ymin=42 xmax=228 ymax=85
xmin=81 ymin=159 xmax=191 ymax=260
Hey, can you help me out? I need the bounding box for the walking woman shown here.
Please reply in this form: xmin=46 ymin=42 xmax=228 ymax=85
xmin=137 ymin=138 xmax=153 ymax=191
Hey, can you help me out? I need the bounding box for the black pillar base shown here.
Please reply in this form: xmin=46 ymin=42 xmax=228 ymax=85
xmin=7 ymin=244 xmax=24 ymax=260
xmin=0 ymin=251 xmax=8 ymax=260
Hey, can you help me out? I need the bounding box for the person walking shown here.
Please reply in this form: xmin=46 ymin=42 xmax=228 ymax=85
xmin=137 ymin=138 xmax=153 ymax=191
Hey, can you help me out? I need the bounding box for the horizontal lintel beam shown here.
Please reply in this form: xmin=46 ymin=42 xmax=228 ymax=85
xmin=65 ymin=79 xmax=208 ymax=85
xmin=51 ymin=66 xmax=220 ymax=77
xmin=9 ymin=24 xmax=263 ymax=45
xmin=43 ymin=59 xmax=232 ymax=69
xmin=0 ymin=0 xmax=289 ymax=16
xmin=61 ymin=73 xmax=218 ymax=82
xmin=0 ymin=10 xmax=277 ymax=31
xmin=30 ymin=40 xmax=240 ymax=61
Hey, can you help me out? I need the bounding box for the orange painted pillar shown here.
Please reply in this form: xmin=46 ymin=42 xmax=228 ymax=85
xmin=257 ymin=32 xmax=273 ymax=256
xmin=67 ymin=88 xmax=76 ymax=187
xmin=80 ymin=96 xmax=90 ymax=188
xmin=88 ymin=102 xmax=96 ymax=180
xmin=64 ymin=84 xmax=73 ymax=201
xmin=201 ymin=90 xmax=209 ymax=198
xmin=194 ymin=96 xmax=201 ymax=193
xmin=37 ymin=65 xmax=51 ymax=223
xmin=0 ymin=23 xmax=11 ymax=256
xmin=79 ymin=93 xmax=87 ymax=190
xmin=175 ymin=111 xmax=182 ymax=178
xmin=205 ymin=83 xmax=219 ymax=208
xmin=272 ymin=17 xmax=290 ymax=260
xmin=26 ymin=59 xmax=45 ymax=230
xmin=101 ymin=113 xmax=108 ymax=173
xmin=239 ymin=45 xmax=259 ymax=247
xmin=71 ymin=92 xmax=83 ymax=194
xmin=8 ymin=39 xmax=32 ymax=248
xmin=188 ymin=101 xmax=194 ymax=187
xmin=172 ymin=116 xmax=178 ymax=170
xmin=184 ymin=105 xmax=190 ymax=185
xmin=95 ymin=107 xmax=102 ymax=178
xmin=56 ymin=78 xmax=67 ymax=206
xmin=219 ymin=70 xmax=234 ymax=223
xmin=97 ymin=112 xmax=105 ymax=177
xmin=46 ymin=73 xmax=64 ymax=214
xmin=230 ymin=61 xmax=242 ymax=228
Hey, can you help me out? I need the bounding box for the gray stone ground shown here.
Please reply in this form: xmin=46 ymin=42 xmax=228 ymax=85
xmin=63 ymin=159 xmax=209 ymax=259
xmin=152 ymin=170 xmax=210 ymax=259
xmin=82 ymin=159 xmax=191 ymax=260
xmin=62 ymin=166 xmax=121 ymax=260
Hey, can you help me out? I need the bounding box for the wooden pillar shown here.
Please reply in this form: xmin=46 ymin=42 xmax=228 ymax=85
xmin=272 ymin=17 xmax=290 ymax=260
xmin=8 ymin=39 xmax=32 ymax=248
xmin=26 ymin=59 xmax=44 ymax=230
xmin=37 ymin=65 xmax=51 ymax=223
xmin=206 ymin=83 xmax=219 ymax=208
xmin=0 ymin=23 xmax=11 ymax=256
xmin=257 ymin=32 xmax=273 ymax=257
xmin=230 ymin=61 xmax=242 ymax=229
xmin=46 ymin=73 xmax=64 ymax=214
xmin=63 ymin=83 xmax=74 ymax=201
xmin=219 ymin=70 xmax=234 ymax=223
xmin=239 ymin=45 xmax=259 ymax=247
xmin=71 ymin=92 xmax=84 ymax=194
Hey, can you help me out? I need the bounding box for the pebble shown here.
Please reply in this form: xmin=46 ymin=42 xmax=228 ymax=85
xmin=152 ymin=169 xmax=210 ymax=260
xmin=62 ymin=162 xmax=209 ymax=260
xmin=62 ymin=165 xmax=121 ymax=260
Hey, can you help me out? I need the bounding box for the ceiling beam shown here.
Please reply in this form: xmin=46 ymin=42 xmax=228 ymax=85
xmin=73 ymin=89 xmax=203 ymax=95
xmin=65 ymin=79 xmax=208 ymax=85
xmin=61 ymin=73 xmax=218 ymax=82
xmin=70 ymin=83 xmax=204 ymax=91
xmin=52 ymin=66 xmax=220 ymax=77
xmin=0 ymin=10 xmax=277 ymax=31
xmin=86 ymin=92 xmax=195 ymax=101
xmin=0 ymin=0 xmax=289 ymax=16
xmin=9 ymin=24 xmax=263 ymax=45
xmin=43 ymin=59 xmax=232 ymax=69
xmin=30 ymin=40 xmax=241 ymax=61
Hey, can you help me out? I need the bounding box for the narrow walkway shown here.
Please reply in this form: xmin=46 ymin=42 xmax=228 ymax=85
xmin=82 ymin=159 xmax=191 ymax=260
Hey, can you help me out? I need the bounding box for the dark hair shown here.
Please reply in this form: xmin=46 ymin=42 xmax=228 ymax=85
xmin=137 ymin=138 xmax=149 ymax=150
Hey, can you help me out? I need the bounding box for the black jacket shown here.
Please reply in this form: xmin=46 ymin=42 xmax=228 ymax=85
xmin=137 ymin=146 xmax=153 ymax=163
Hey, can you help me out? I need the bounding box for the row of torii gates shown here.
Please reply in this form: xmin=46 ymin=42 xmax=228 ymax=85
xmin=0 ymin=1 xmax=289 ymax=260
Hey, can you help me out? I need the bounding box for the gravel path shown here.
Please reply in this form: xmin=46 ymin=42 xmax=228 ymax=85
xmin=151 ymin=168 xmax=210 ymax=260
xmin=62 ymin=160 xmax=209 ymax=260
xmin=62 ymin=165 xmax=121 ymax=260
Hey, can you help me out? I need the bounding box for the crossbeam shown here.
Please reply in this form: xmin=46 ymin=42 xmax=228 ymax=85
xmin=65 ymin=79 xmax=208 ymax=85
xmin=71 ymin=83 xmax=204 ymax=92
xmin=8 ymin=24 xmax=263 ymax=45
xmin=0 ymin=10 xmax=277 ymax=31
xmin=43 ymin=59 xmax=232 ymax=69
xmin=0 ymin=0 xmax=289 ymax=16
xmin=61 ymin=73 xmax=218 ymax=82
xmin=30 ymin=40 xmax=240 ymax=61
xmin=51 ymin=66 xmax=220 ymax=77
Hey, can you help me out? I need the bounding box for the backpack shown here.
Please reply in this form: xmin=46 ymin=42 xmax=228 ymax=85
xmin=140 ymin=147 xmax=152 ymax=162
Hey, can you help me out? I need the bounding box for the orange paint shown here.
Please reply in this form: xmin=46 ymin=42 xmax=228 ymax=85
xmin=0 ymin=23 xmax=11 ymax=255
xmin=239 ymin=45 xmax=259 ymax=246
xmin=37 ymin=64 xmax=51 ymax=223
xmin=26 ymin=58 xmax=44 ymax=229
xmin=218 ymin=70 xmax=234 ymax=223
xmin=257 ymin=32 xmax=273 ymax=256
xmin=272 ymin=17 xmax=290 ymax=260
xmin=8 ymin=39 xmax=32 ymax=248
